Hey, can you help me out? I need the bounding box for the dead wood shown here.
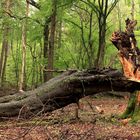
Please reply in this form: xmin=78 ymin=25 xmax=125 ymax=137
xmin=0 ymin=68 xmax=139 ymax=117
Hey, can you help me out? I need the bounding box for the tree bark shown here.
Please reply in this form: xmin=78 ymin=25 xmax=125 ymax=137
xmin=0 ymin=68 xmax=139 ymax=117
xmin=19 ymin=0 xmax=29 ymax=91
xmin=47 ymin=0 xmax=57 ymax=81
xmin=91 ymin=0 xmax=118 ymax=68
xmin=111 ymin=18 xmax=140 ymax=121
xmin=94 ymin=0 xmax=107 ymax=68
xmin=0 ymin=0 xmax=11 ymax=86
xmin=43 ymin=19 xmax=50 ymax=82
xmin=95 ymin=20 xmax=106 ymax=68
xmin=131 ymin=0 xmax=135 ymax=20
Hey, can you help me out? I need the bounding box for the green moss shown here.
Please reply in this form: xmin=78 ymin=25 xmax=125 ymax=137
xmin=132 ymin=105 xmax=140 ymax=122
xmin=121 ymin=93 xmax=136 ymax=119
xmin=15 ymin=94 xmax=29 ymax=101
xmin=120 ymin=92 xmax=140 ymax=122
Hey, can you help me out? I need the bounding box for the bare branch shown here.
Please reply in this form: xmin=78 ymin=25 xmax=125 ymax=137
xmin=107 ymin=0 xmax=119 ymax=17
xmin=26 ymin=0 xmax=40 ymax=9
xmin=80 ymin=0 xmax=99 ymax=18
xmin=3 ymin=10 xmax=43 ymax=26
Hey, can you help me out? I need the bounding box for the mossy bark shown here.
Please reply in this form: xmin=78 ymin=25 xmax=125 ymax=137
xmin=0 ymin=68 xmax=139 ymax=117
xmin=121 ymin=92 xmax=140 ymax=122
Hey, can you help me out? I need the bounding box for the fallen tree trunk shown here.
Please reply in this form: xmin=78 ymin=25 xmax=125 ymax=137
xmin=0 ymin=68 xmax=140 ymax=117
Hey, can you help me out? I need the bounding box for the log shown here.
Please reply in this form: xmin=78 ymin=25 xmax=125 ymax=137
xmin=0 ymin=68 xmax=140 ymax=117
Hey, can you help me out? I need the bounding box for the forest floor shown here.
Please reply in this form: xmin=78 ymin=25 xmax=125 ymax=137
xmin=0 ymin=94 xmax=140 ymax=140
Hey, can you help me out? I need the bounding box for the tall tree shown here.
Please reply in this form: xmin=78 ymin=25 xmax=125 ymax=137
xmin=0 ymin=0 xmax=11 ymax=86
xmin=116 ymin=1 xmax=122 ymax=31
xmin=46 ymin=0 xmax=57 ymax=81
xmin=19 ymin=0 xmax=29 ymax=92
xmin=43 ymin=18 xmax=50 ymax=82
xmin=82 ymin=0 xmax=118 ymax=68
xmin=27 ymin=0 xmax=56 ymax=82
xmin=63 ymin=2 xmax=97 ymax=69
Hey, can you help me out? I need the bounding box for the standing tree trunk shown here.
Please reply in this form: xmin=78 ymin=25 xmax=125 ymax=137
xmin=89 ymin=0 xmax=119 ymax=68
xmin=47 ymin=0 xmax=57 ymax=81
xmin=95 ymin=17 xmax=106 ymax=68
xmin=19 ymin=0 xmax=29 ymax=91
xmin=0 ymin=26 xmax=9 ymax=85
xmin=43 ymin=19 xmax=50 ymax=82
xmin=88 ymin=10 xmax=94 ymax=68
xmin=131 ymin=0 xmax=135 ymax=20
xmin=0 ymin=0 xmax=11 ymax=86
xmin=117 ymin=1 xmax=122 ymax=31
xmin=58 ymin=19 xmax=62 ymax=48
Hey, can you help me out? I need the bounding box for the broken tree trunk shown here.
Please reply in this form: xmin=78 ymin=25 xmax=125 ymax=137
xmin=111 ymin=18 xmax=140 ymax=121
xmin=0 ymin=68 xmax=140 ymax=117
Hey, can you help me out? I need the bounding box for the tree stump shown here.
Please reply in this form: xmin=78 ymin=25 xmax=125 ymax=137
xmin=111 ymin=18 xmax=140 ymax=121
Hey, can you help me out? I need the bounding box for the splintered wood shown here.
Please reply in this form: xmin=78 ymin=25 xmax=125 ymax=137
xmin=111 ymin=18 xmax=140 ymax=104
xmin=111 ymin=18 xmax=140 ymax=80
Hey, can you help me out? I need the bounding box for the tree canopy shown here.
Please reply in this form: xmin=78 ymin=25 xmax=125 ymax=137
xmin=0 ymin=0 xmax=139 ymax=90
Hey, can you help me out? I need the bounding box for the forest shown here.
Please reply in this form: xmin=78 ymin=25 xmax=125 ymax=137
xmin=0 ymin=0 xmax=140 ymax=139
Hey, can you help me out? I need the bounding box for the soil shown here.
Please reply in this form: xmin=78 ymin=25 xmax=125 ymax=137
xmin=0 ymin=95 xmax=139 ymax=140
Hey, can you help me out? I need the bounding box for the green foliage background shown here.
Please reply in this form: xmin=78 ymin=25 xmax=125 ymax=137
xmin=0 ymin=0 xmax=139 ymax=89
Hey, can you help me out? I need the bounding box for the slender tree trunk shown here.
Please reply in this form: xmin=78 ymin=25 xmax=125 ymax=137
xmin=131 ymin=0 xmax=135 ymax=20
xmin=11 ymin=32 xmax=21 ymax=88
xmin=43 ymin=19 xmax=49 ymax=82
xmin=0 ymin=43 xmax=5 ymax=83
xmin=1 ymin=40 xmax=9 ymax=83
xmin=0 ymin=28 xmax=9 ymax=85
xmin=88 ymin=10 xmax=93 ymax=68
xmin=19 ymin=23 xmax=26 ymax=91
xmin=117 ymin=1 xmax=122 ymax=31
xmin=19 ymin=1 xmax=29 ymax=91
xmin=0 ymin=0 xmax=11 ymax=86
xmin=95 ymin=17 xmax=106 ymax=68
xmin=58 ymin=20 xmax=62 ymax=48
xmin=47 ymin=0 xmax=57 ymax=81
